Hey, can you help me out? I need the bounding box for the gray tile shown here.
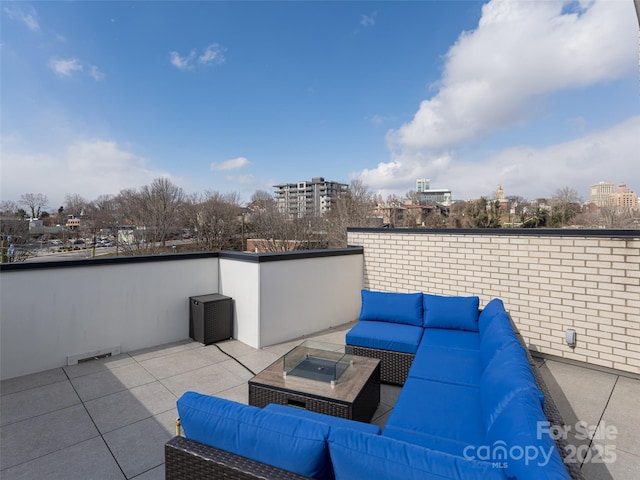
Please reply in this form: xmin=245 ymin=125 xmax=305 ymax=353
xmin=530 ymin=355 xmax=546 ymax=368
xmin=0 ymin=436 xmax=125 ymax=480
xmin=104 ymin=417 xmax=171 ymax=479
xmin=215 ymin=382 xmax=249 ymax=404
xmin=218 ymin=358 xmax=255 ymax=382
xmin=215 ymin=339 xmax=258 ymax=358
xmin=264 ymin=339 xmax=304 ymax=358
xmin=128 ymin=339 xmax=200 ymax=363
xmin=1 ymin=380 xmax=80 ymax=426
xmin=138 ymin=349 xmax=214 ymax=379
xmin=380 ymin=384 xmax=402 ymax=409
xmin=235 ymin=349 xmax=280 ymax=374
xmin=371 ymin=407 xmax=393 ymax=429
xmin=130 ymin=464 xmax=165 ymax=480
xmin=71 ymin=363 xmax=157 ymax=402
xmin=64 ymin=354 xmax=135 ymax=379
xmin=195 ymin=344 xmax=233 ymax=364
xmin=597 ymin=376 xmax=640 ymax=457
xmin=0 ymin=368 xmax=67 ymax=396
xmin=84 ymin=381 xmax=177 ymax=434
xmin=0 ymin=404 xmax=99 ymax=469
xmin=581 ymin=446 xmax=640 ymax=480
xmin=153 ymin=408 xmax=180 ymax=437
xmin=160 ymin=363 xmax=245 ymax=398
xmin=538 ymin=360 xmax=616 ymax=428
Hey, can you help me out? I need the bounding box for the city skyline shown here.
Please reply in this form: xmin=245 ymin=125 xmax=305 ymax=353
xmin=1 ymin=1 xmax=638 ymax=209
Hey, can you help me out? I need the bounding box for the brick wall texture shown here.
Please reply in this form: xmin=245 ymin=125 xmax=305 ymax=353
xmin=347 ymin=230 xmax=640 ymax=375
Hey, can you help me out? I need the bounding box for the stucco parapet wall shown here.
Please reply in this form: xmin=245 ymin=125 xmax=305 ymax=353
xmin=0 ymin=247 xmax=364 ymax=272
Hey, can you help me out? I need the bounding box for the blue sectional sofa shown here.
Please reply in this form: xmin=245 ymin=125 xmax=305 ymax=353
xmin=165 ymin=290 xmax=581 ymax=480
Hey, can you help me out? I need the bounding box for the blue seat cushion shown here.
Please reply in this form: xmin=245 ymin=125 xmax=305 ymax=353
xmin=359 ymin=290 xmax=423 ymax=326
xmin=479 ymin=312 xmax=520 ymax=367
xmin=346 ymin=321 xmax=423 ymax=354
xmin=423 ymin=294 xmax=480 ymax=331
xmin=478 ymin=298 xmax=506 ymax=334
xmin=481 ymin=342 xmax=544 ymax=432
xmin=329 ymin=428 xmax=507 ymax=480
xmin=419 ymin=328 xmax=480 ymax=352
xmin=385 ymin=378 xmax=485 ymax=445
xmin=408 ymin=345 xmax=482 ymax=387
xmin=484 ymin=389 xmax=570 ymax=480
xmin=177 ymin=392 xmax=332 ymax=479
xmin=263 ymin=403 xmax=381 ymax=435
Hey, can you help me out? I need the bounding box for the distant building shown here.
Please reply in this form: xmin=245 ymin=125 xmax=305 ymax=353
xmin=417 ymin=189 xmax=452 ymax=206
xmin=589 ymin=181 xmax=615 ymax=207
xmin=496 ymin=184 xmax=505 ymax=201
xmin=612 ymin=183 xmax=638 ymax=209
xmin=416 ymin=178 xmax=430 ymax=193
xmin=274 ymin=177 xmax=348 ymax=218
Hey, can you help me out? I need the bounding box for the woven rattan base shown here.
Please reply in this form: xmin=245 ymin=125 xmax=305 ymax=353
xmin=345 ymin=345 xmax=415 ymax=385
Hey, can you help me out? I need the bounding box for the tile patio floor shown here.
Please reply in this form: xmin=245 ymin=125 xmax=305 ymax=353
xmin=1 ymin=323 xmax=639 ymax=479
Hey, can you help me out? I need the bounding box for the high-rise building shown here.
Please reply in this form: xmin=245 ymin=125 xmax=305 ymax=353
xmin=274 ymin=177 xmax=348 ymax=218
xmin=416 ymin=179 xmax=430 ymax=192
xmin=589 ymin=181 xmax=615 ymax=207
xmin=612 ymin=183 xmax=638 ymax=209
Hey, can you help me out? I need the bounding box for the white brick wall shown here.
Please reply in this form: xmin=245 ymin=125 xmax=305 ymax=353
xmin=348 ymin=230 xmax=640 ymax=375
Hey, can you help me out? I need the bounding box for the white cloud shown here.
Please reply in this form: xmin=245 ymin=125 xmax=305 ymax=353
xmin=210 ymin=157 xmax=251 ymax=172
xmin=169 ymin=50 xmax=196 ymax=70
xmin=388 ymin=0 xmax=637 ymax=152
xmin=90 ymin=65 xmax=106 ymax=81
xmin=355 ymin=117 xmax=640 ymax=200
xmin=360 ymin=11 xmax=377 ymax=27
xmin=4 ymin=5 xmax=40 ymax=31
xmin=199 ymin=44 xmax=226 ymax=66
xmin=0 ymin=139 xmax=173 ymax=206
xmin=49 ymin=58 xmax=83 ymax=77
xmin=370 ymin=114 xmax=397 ymax=126
xmin=170 ymin=44 xmax=226 ymax=70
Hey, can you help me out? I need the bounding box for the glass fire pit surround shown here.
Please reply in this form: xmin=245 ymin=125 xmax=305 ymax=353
xmin=283 ymin=340 xmax=353 ymax=385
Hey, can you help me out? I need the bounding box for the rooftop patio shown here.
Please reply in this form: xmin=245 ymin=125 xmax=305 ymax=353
xmin=1 ymin=228 xmax=639 ymax=479
xmin=1 ymin=324 xmax=638 ymax=479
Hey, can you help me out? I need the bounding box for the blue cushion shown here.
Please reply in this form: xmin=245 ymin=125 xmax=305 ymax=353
xmin=423 ymin=294 xmax=480 ymax=331
xmin=484 ymin=390 xmax=570 ymax=480
xmin=263 ymin=403 xmax=381 ymax=435
xmin=479 ymin=312 xmax=519 ymax=367
xmin=481 ymin=342 xmax=544 ymax=432
xmin=382 ymin=426 xmax=471 ymax=458
xmin=478 ymin=298 xmax=506 ymax=334
xmin=386 ymin=378 xmax=485 ymax=445
xmin=419 ymin=328 xmax=480 ymax=352
xmin=346 ymin=320 xmax=423 ymax=354
xmin=359 ymin=290 xmax=423 ymax=326
xmin=408 ymin=346 xmax=482 ymax=387
xmin=177 ymin=392 xmax=332 ymax=479
xmin=329 ymin=428 xmax=506 ymax=480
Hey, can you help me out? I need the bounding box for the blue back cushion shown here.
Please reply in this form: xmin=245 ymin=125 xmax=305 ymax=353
xmin=263 ymin=403 xmax=381 ymax=436
xmin=481 ymin=342 xmax=544 ymax=432
xmin=359 ymin=290 xmax=423 ymax=326
xmin=479 ymin=312 xmax=519 ymax=367
xmin=478 ymin=298 xmax=506 ymax=334
xmin=328 ymin=428 xmax=506 ymax=480
xmin=484 ymin=389 xmax=570 ymax=480
xmin=423 ymin=294 xmax=480 ymax=331
xmin=177 ymin=392 xmax=332 ymax=479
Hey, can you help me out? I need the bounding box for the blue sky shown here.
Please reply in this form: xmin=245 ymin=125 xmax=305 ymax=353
xmin=1 ymin=0 xmax=638 ymax=209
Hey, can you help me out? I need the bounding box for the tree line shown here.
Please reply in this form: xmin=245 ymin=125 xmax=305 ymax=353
xmin=1 ymin=181 xmax=636 ymax=261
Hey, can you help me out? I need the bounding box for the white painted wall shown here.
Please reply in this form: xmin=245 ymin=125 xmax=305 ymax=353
xmin=0 ymin=258 xmax=218 ymax=380
xmin=258 ymin=255 xmax=363 ymax=347
xmin=218 ymin=258 xmax=261 ymax=348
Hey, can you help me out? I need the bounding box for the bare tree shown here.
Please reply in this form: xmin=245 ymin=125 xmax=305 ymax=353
xmin=64 ymin=194 xmax=88 ymax=218
xmin=577 ymin=206 xmax=638 ymax=229
xmin=550 ymin=187 xmax=583 ymax=227
xmin=19 ymin=193 xmax=48 ymax=219
xmin=116 ymin=178 xmax=185 ymax=254
xmin=248 ymin=202 xmax=320 ymax=252
xmin=184 ymin=191 xmax=242 ymax=251
xmin=324 ymin=180 xmax=378 ymax=247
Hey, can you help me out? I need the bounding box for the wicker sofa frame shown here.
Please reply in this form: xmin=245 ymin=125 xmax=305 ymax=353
xmin=165 ymin=342 xmax=586 ymax=480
